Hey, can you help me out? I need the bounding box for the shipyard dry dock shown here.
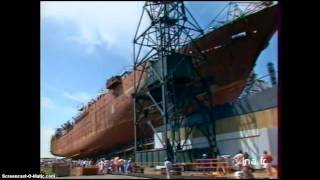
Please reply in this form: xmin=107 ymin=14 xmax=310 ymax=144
xmin=49 ymin=1 xmax=279 ymax=178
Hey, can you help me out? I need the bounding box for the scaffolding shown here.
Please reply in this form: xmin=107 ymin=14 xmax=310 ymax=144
xmin=132 ymin=1 xmax=220 ymax=163
xmin=204 ymin=1 xmax=277 ymax=33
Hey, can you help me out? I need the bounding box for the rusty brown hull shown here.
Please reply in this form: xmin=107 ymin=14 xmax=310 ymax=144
xmin=188 ymin=4 xmax=279 ymax=105
xmin=51 ymin=4 xmax=279 ymax=158
xmin=51 ymin=70 xmax=138 ymax=158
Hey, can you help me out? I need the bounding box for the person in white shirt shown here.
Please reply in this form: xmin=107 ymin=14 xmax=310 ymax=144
xmin=125 ymin=158 xmax=132 ymax=174
xmin=233 ymin=150 xmax=244 ymax=171
xmin=164 ymin=158 xmax=172 ymax=179
xmin=241 ymin=152 xmax=254 ymax=179
xmin=98 ymin=160 xmax=104 ymax=174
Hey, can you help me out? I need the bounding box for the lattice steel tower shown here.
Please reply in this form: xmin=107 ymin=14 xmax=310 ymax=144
xmin=132 ymin=1 xmax=219 ymax=162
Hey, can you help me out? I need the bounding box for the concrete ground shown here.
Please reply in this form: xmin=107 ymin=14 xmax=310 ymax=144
xmin=53 ymin=169 xmax=277 ymax=179
xmin=55 ymin=174 xmax=149 ymax=179
xmin=53 ymin=173 xmax=276 ymax=179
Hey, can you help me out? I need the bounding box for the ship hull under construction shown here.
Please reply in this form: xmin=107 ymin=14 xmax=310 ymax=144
xmin=51 ymin=4 xmax=279 ymax=158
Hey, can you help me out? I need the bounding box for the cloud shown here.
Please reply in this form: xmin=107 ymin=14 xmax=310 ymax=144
xmin=41 ymin=1 xmax=146 ymax=57
xmin=63 ymin=91 xmax=93 ymax=103
xmin=41 ymin=97 xmax=56 ymax=109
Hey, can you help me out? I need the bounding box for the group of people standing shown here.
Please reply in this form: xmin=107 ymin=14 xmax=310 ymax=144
xmin=233 ymin=150 xmax=273 ymax=179
xmin=96 ymin=157 xmax=133 ymax=174
xmin=75 ymin=159 xmax=93 ymax=168
xmin=70 ymin=150 xmax=274 ymax=178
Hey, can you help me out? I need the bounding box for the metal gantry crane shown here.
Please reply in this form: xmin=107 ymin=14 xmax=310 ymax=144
xmin=132 ymin=1 xmax=219 ymax=163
